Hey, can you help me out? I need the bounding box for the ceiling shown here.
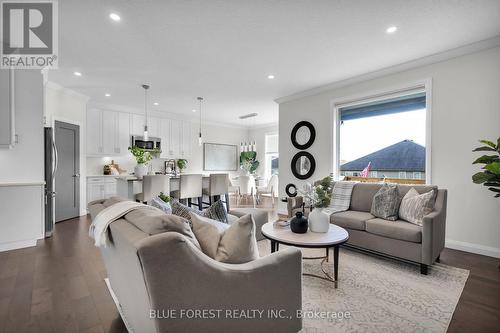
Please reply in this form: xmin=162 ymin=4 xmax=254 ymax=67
xmin=49 ymin=0 xmax=500 ymax=126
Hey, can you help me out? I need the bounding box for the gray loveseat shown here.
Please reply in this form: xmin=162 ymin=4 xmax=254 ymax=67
xmin=89 ymin=199 xmax=302 ymax=333
xmin=288 ymin=182 xmax=447 ymax=274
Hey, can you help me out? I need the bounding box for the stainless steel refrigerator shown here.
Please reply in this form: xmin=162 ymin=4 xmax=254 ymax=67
xmin=44 ymin=127 xmax=57 ymax=237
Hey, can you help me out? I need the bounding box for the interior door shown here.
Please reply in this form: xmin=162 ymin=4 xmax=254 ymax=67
xmin=55 ymin=121 xmax=80 ymax=222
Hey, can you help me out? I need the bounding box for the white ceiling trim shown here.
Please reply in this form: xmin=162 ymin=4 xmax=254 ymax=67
xmin=46 ymin=81 xmax=90 ymax=102
xmin=275 ymin=35 xmax=500 ymax=104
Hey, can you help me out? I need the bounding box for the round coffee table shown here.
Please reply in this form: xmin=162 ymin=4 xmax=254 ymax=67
xmin=261 ymin=222 xmax=349 ymax=288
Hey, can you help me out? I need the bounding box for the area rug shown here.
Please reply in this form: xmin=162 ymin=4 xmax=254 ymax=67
xmin=257 ymin=241 xmax=469 ymax=333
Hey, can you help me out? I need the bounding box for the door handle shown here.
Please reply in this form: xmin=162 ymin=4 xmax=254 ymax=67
xmin=52 ymin=140 xmax=58 ymax=179
xmin=72 ymin=174 xmax=80 ymax=178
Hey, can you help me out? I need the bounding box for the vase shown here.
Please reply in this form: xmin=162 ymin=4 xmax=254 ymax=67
xmin=308 ymin=208 xmax=330 ymax=233
xmin=290 ymin=212 xmax=308 ymax=233
xmin=134 ymin=164 xmax=148 ymax=179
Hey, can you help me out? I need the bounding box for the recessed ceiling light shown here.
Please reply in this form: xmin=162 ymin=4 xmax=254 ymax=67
xmin=73 ymin=71 xmax=82 ymax=76
xmin=153 ymin=102 xmax=159 ymax=106
xmin=386 ymin=26 xmax=398 ymax=34
xmin=109 ymin=13 xmax=121 ymax=22
xmin=267 ymin=74 xmax=275 ymax=79
xmin=192 ymin=109 xmax=196 ymax=113
xmin=105 ymin=93 xmax=111 ymax=97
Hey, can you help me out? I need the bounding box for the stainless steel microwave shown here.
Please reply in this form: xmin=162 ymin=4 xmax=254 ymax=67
xmin=130 ymin=135 xmax=161 ymax=151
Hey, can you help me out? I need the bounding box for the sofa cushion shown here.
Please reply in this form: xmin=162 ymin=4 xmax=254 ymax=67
xmin=89 ymin=203 xmax=105 ymax=220
xmin=125 ymin=209 xmax=201 ymax=249
xmin=103 ymin=196 xmax=128 ymax=208
xmin=330 ymin=210 xmax=374 ymax=231
xmin=190 ymin=213 xmax=259 ymax=264
xmin=229 ymin=208 xmax=268 ymax=241
xmin=349 ymin=183 xmax=383 ymax=212
xmin=365 ymin=218 xmax=422 ymax=243
xmin=370 ymin=183 xmax=401 ymax=221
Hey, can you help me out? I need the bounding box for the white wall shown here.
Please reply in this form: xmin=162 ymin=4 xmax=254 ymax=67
xmin=279 ymin=47 xmax=500 ymax=258
xmin=87 ymin=121 xmax=247 ymax=179
xmin=45 ymin=82 xmax=89 ymax=216
xmin=0 ymin=70 xmax=44 ymax=182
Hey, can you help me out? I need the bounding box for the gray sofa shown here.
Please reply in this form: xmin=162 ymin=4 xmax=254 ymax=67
xmin=288 ymin=182 xmax=447 ymax=274
xmin=89 ymin=199 xmax=302 ymax=333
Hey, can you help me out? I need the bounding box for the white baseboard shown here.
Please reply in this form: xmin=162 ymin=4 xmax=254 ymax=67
xmin=0 ymin=239 xmax=38 ymax=252
xmin=445 ymin=239 xmax=500 ymax=259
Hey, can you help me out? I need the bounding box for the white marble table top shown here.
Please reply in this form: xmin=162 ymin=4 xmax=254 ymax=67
xmin=261 ymin=222 xmax=349 ymax=247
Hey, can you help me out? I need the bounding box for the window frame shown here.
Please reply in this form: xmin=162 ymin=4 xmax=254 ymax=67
xmin=330 ymin=79 xmax=432 ymax=184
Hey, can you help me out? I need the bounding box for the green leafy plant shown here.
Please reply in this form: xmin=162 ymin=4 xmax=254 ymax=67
xmin=158 ymin=192 xmax=171 ymax=203
xmin=472 ymin=138 xmax=500 ymax=198
xmin=128 ymin=146 xmax=160 ymax=164
xmin=177 ymin=159 xmax=187 ymax=171
xmin=240 ymin=151 xmax=260 ymax=175
xmin=298 ymin=176 xmax=333 ymax=208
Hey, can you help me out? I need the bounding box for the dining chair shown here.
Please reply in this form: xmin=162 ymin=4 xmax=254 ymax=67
xmin=256 ymin=174 xmax=279 ymax=207
xmin=171 ymin=174 xmax=203 ymax=209
xmin=135 ymin=175 xmax=170 ymax=204
xmin=202 ymin=173 xmax=230 ymax=211
xmin=238 ymin=175 xmax=256 ymax=207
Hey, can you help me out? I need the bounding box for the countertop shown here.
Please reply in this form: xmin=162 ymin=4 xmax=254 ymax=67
xmin=0 ymin=181 xmax=45 ymax=187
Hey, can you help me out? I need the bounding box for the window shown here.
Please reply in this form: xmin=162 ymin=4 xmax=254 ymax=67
xmin=336 ymin=88 xmax=428 ymax=184
xmin=265 ymin=134 xmax=279 ymax=180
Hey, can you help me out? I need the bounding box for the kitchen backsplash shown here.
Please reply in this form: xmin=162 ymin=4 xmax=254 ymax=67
xmin=86 ymin=156 xmax=169 ymax=175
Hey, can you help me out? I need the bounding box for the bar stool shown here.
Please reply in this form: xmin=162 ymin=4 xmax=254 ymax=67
xmin=135 ymin=175 xmax=170 ymax=203
xmin=171 ymin=174 xmax=203 ymax=209
xmin=202 ymin=173 xmax=230 ymax=211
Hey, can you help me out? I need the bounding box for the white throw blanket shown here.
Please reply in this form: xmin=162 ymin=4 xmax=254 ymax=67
xmin=323 ymin=181 xmax=355 ymax=215
xmin=89 ymin=201 xmax=162 ymax=247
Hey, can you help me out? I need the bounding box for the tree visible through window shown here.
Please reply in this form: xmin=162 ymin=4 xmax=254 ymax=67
xmin=265 ymin=134 xmax=279 ymax=181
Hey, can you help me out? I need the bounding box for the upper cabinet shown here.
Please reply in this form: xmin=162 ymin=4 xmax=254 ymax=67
xmin=87 ymin=109 xmax=191 ymax=158
xmin=87 ymin=109 xmax=130 ymax=156
xmin=0 ymin=70 xmax=15 ymax=149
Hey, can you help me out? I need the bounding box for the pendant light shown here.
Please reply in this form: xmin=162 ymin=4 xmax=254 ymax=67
xmin=197 ymin=96 xmax=203 ymax=146
xmin=141 ymin=84 xmax=150 ymax=141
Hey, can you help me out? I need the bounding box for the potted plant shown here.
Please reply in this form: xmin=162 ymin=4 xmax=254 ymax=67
xmin=299 ymin=176 xmax=333 ymax=233
xmin=240 ymin=151 xmax=260 ymax=175
xmin=472 ymin=137 xmax=500 ymax=198
xmin=128 ymin=146 xmax=159 ymax=179
xmin=177 ymin=159 xmax=188 ymax=173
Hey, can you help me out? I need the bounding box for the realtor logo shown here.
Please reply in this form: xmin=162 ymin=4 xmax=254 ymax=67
xmin=1 ymin=1 xmax=58 ymax=68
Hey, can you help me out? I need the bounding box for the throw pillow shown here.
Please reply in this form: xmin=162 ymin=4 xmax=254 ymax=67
xmin=190 ymin=213 xmax=259 ymax=264
xmin=150 ymin=197 xmax=172 ymax=214
xmin=399 ymin=188 xmax=435 ymax=226
xmin=370 ymin=183 xmax=401 ymax=221
xmin=124 ymin=209 xmax=200 ymax=249
xmin=203 ymin=200 xmax=228 ymax=223
xmin=171 ymin=200 xmax=228 ymax=225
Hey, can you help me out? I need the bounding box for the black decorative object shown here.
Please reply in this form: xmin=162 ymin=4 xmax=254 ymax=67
xmin=291 ymin=151 xmax=316 ymax=180
xmin=285 ymin=183 xmax=297 ymax=197
xmin=290 ymin=212 xmax=308 ymax=233
xmin=291 ymin=121 xmax=316 ymax=149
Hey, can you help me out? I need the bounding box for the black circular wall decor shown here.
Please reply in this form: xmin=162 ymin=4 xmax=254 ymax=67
xmin=285 ymin=183 xmax=298 ymax=197
xmin=291 ymin=121 xmax=316 ymax=150
xmin=291 ymin=151 xmax=316 ymax=180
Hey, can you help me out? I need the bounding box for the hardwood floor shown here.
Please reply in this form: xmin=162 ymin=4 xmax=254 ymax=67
xmin=0 ymin=199 xmax=498 ymax=332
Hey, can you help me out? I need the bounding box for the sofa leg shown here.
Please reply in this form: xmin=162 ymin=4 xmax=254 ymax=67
xmin=420 ymin=264 xmax=428 ymax=275
xmin=435 ymin=255 xmax=440 ymax=263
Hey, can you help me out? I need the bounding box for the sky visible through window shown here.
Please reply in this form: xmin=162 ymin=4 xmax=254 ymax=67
xmin=340 ymin=109 xmax=426 ymax=163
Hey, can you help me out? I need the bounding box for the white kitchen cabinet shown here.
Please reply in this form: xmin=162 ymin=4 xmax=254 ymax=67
xmin=148 ymin=116 xmax=160 ymax=138
xmin=160 ymin=118 xmax=171 ymax=158
xmin=117 ymin=112 xmax=130 ymax=155
xmin=131 ymin=114 xmax=145 ymax=136
xmin=102 ymin=110 xmax=117 ymax=155
xmin=0 ymin=69 xmax=15 ymax=149
xmin=169 ymin=119 xmax=181 ymax=157
xmin=181 ymin=121 xmax=191 ymax=157
xmin=86 ymin=177 xmax=117 ymax=207
xmin=87 ymin=109 xmax=103 ymax=154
